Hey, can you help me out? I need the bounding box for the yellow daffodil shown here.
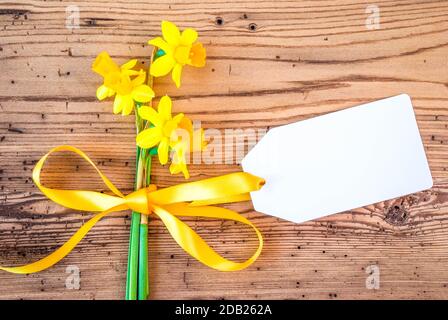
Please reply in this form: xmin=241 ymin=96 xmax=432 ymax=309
xmin=92 ymin=51 xmax=155 ymax=115
xmin=136 ymin=95 xmax=184 ymax=165
xmin=169 ymin=141 xmax=190 ymax=179
xmin=148 ymin=21 xmax=206 ymax=88
xmin=166 ymin=117 xmax=207 ymax=179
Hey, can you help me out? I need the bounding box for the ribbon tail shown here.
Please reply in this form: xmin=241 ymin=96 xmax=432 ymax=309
xmin=0 ymin=205 xmax=126 ymax=274
xmin=153 ymin=204 xmax=263 ymax=271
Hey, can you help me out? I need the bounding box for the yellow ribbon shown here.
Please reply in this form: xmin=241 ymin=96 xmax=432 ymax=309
xmin=0 ymin=145 xmax=265 ymax=274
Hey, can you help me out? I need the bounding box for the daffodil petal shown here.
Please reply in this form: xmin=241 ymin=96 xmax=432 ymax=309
xmin=172 ymin=63 xmax=183 ymax=88
xmin=150 ymin=54 xmax=176 ymax=77
xmin=139 ymin=106 xmax=162 ymax=127
xmin=169 ymin=162 xmax=179 ymax=174
xmin=131 ymin=70 xmax=146 ymax=87
xmin=113 ymin=94 xmax=133 ymax=115
xmin=123 ymin=69 xmax=141 ymax=76
xmin=182 ymin=165 xmax=190 ymax=179
xmin=136 ymin=127 xmax=162 ymax=149
xmin=158 ymin=95 xmax=172 ymax=121
xmin=193 ymin=128 xmax=207 ymax=151
xmin=170 ymin=162 xmax=190 ymax=178
xmin=113 ymin=95 xmax=123 ymax=114
xmin=158 ymin=138 xmax=170 ymax=165
xmin=179 ymin=116 xmax=193 ymax=132
xmin=131 ymin=85 xmax=155 ymax=103
xmin=162 ymin=20 xmax=180 ymax=46
xmin=121 ymin=59 xmax=138 ymax=70
xmin=121 ymin=95 xmax=134 ymax=115
xmin=96 ymin=85 xmax=114 ymax=100
xmin=173 ymin=112 xmax=184 ymax=124
xmin=169 ymin=143 xmax=190 ymax=179
xmin=180 ymin=28 xmax=198 ymax=45
xmin=148 ymin=37 xmax=172 ymax=54
xmin=92 ymin=51 xmax=120 ymax=77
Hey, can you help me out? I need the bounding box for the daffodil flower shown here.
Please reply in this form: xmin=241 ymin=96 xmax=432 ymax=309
xmin=92 ymin=51 xmax=155 ymax=115
xmin=136 ymin=95 xmax=184 ymax=165
xmin=148 ymin=21 xmax=206 ymax=88
xmin=169 ymin=141 xmax=190 ymax=179
xmin=166 ymin=117 xmax=207 ymax=179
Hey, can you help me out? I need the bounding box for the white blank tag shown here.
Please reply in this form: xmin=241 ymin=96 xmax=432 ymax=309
xmin=242 ymin=94 xmax=433 ymax=223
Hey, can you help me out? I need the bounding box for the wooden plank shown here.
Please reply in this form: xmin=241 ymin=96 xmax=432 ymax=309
xmin=0 ymin=0 xmax=447 ymax=299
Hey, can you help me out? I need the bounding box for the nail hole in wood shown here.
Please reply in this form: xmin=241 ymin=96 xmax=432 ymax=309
xmin=215 ymin=17 xmax=224 ymax=26
xmin=249 ymin=23 xmax=257 ymax=31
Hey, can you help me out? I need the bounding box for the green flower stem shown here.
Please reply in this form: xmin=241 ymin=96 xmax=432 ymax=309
xmin=126 ymin=47 xmax=158 ymax=300
xmin=126 ymin=210 xmax=140 ymax=299
xmin=126 ymin=103 xmax=146 ymax=300
xmin=125 ymin=145 xmax=144 ymax=300
xmin=138 ymin=151 xmax=152 ymax=300
xmin=138 ymin=223 xmax=148 ymax=299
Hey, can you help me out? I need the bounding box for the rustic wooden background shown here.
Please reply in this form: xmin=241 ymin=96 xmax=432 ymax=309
xmin=1 ymin=0 xmax=447 ymax=300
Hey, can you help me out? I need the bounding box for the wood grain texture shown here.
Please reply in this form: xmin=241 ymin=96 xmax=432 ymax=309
xmin=0 ymin=0 xmax=447 ymax=299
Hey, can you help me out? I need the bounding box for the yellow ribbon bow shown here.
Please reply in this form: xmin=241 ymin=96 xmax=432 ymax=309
xmin=0 ymin=146 xmax=265 ymax=274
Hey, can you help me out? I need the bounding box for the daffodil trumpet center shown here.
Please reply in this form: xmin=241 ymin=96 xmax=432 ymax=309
xmin=174 ymin=45 xmax=191 ymax=65
xmin=163 ymin=119 xmax=180 ymax=137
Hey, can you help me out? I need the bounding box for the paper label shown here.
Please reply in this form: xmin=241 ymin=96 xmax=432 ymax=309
xmin=242 ymin=94 xmax=433 ymax=223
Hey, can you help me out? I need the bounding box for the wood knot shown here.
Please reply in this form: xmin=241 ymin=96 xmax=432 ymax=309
xmin=248 ymin=23 xmax=257 ymax=31
xmin=384 ymin=204 xmax=409 ymax=226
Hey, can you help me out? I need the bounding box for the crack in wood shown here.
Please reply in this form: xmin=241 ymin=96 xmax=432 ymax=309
xmin=0 ymin=9 xmax=30 ymax=16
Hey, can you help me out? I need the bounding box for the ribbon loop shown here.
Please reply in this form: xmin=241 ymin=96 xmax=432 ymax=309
xmin=0 ymin=146 xmax=264 ymax=274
